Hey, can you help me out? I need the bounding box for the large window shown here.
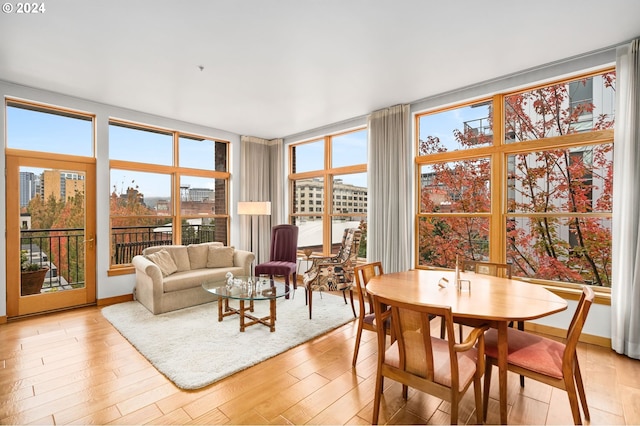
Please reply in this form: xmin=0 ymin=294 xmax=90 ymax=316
xmin=290 ymin=128 xmax=368 ymax=257
xmin=109 ymin=121 xmax=229 ymax=268
xmin=416 ymin=69 xmax=615 ymax=287
xmin=7 ymin=101 xmax=94 ymax=156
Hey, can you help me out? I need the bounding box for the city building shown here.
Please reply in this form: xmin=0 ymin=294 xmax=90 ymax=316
xmin=18 ymin=171 xmax=38 ymax=207
xmin=41 ymin=170 xmax=85 ymax=202
xmin=294 ymin=178 xmax=367 ymax=215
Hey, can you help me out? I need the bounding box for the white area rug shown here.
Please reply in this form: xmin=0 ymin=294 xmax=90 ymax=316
xmin=101 ymin=289 xmax=355 ymax=390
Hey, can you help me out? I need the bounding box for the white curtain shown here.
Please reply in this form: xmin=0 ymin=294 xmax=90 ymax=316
xmin=368 ymin=105 xmax=412 ymax=273
xmin=612 ymin=39 xmax=640 ymax=359
xmin=240 ymin=136 xmax=284 ymax=264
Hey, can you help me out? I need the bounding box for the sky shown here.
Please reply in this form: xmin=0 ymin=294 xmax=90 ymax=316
xmin=418 ymin=102 xmax=492 ymax=152
xmin=7 ymin=105 xmax=371 ymax=197
xmin=7 ymin=103 xmax=487 ymax=198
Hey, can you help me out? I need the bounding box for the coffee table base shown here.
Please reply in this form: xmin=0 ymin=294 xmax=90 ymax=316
xmin=218 ymin=297 xmax=277 ymax=332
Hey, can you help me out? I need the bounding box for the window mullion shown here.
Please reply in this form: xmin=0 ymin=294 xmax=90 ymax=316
xmin=323 ymin=136 xmax=332 ymax=255
xmin=491 ymin=94 xmax=506 ymax=263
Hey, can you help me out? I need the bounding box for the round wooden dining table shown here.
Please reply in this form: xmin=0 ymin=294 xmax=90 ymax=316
xmin=366 ymin=268 xmax=568 ymax=424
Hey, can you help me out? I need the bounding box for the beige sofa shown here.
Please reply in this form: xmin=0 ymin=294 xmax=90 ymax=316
xmin=132 ymin=242 xmax=254 ymax=314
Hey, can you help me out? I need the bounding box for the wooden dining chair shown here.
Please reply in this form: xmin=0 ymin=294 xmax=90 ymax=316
xmin=371 ymin=293 xmax=489 ymax=425
xmin=352 ymin=262 xmax=385 ymax=366
xmin=462 ymin=260 xmax=512 ymax=279
xmin=443 ymin=261 xmax=515 ymax=337
xmin=457 ymin=260 xmax=526 ymax=386
xmin=483 ymin=285 xmax=594 ymax=425
xmin=461 ymin=262 xmax=517 ymax=330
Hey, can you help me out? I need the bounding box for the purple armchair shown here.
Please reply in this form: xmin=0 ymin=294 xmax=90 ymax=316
xmin=254 ymin=224 xmax=299 ymax=298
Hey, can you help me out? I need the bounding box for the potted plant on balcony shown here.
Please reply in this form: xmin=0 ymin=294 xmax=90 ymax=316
xmin=20 ymin=249 xmax=49 ymax=296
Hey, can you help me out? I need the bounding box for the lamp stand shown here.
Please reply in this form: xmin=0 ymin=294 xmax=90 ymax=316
xmin=249 ymin=215 xmax=255 ymax=276
xmin=249 ymin=215 xmax=261 ymax=276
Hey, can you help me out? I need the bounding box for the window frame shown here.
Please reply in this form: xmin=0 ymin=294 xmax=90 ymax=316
xmin=289 ymin=128 xmax=368 ymax=256
xmin=415 ymin=68 xmax=614 ymax=297
xmin=6 ymin=99 xmax=96 ymax=157
xmin=108 ymin=119 xmax=230 ymax=274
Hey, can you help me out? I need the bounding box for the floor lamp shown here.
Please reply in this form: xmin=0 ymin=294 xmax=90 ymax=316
xmin=237 ymin=201 xmax=271 ymax=274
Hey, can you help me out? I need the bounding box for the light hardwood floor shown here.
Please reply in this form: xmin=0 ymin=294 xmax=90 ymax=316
xmin=1 ymin=304 xmax=639 ymax=425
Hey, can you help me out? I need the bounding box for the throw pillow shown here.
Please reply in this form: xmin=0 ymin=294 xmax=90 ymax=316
xmin=164 ymin=246 xmax=190 ymax=272
xmin=187 ymin=244 xmax=210 ymax=269
xmin=206 ymin=246 xmax=235 ymax=268
xmin=145 ymin=249 xmax=178 ymax=277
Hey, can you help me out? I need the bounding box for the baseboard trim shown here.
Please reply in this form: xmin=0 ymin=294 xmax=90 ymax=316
xmin=526 ymin=322 xmax=611 ymax=348
xmin=97 ymin=294 xmax=133 ymax=306
xmin=0 ymin=295 xmax=132 ymax=325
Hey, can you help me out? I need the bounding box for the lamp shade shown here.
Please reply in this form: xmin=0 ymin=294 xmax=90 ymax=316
xmin=238 ymin=201 xmax=271 ymax=216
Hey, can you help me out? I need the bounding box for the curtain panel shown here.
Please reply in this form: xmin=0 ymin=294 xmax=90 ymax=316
xmin=612 ymin=39 xmax=640 ymax=359
xmin=367 ymin=104 xmax=412 ymax=273
xmin=240 ymin=136 xmax=284 ymax=265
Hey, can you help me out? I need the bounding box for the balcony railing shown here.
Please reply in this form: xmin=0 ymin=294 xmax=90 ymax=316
xmin=111 ymin=224 xmax=217 ymax=264
xmin=463 ymin=117 xmax=492 ymax=145
xmin=21 ymin=227 xmax=85 ymax=291
xmin=19 ymin=225 xmax=219 ymax=288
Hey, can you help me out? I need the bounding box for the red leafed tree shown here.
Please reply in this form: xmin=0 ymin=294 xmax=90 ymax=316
xmin=109 ymin=181 xmax=157 ymax=224
xmin=419 ymin=138 xmax=491 ymax=268
xmin=504 ymin=74 xmax=614 ymax=286
xmin=110 ymin=182 xmax=164 ymax=249
xmin=27 ymin=192 xmax=86 ymax=285
xmin=419 ymin=72 xmax=614 ymax=286
xmin=49 ymin=192 xmax=85 ymax=284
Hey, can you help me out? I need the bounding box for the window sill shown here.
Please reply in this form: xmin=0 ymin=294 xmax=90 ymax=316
xmin=107 ymin=265 xmax=134 ymax=277
xmin=517 ymin=277 xmax=611 ymax=306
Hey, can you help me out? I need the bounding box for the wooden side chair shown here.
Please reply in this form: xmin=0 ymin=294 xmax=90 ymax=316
xmin=462 ymin=260 xmax=512 ymax=279
xmin=483 ymin=285 xmax=594 ymax=425
xmin=461 ymin=261 xmax=520 ymax=329
xmin=352 ymin=261 xmax=385 ymax=366
xmin=371 ymin=293 xmax=489 ymax=425
xmin=454 ymin=260 xmax=526 ymax=386
xmin=441 ymin=261 xmax=515 ymax=340
xmin=458 ymin=260 xmax=527 ymax=386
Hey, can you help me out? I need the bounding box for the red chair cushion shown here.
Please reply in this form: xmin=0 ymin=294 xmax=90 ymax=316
xmin=484 ymin=328 xmax=565 ymax=379
xmin=384 ymin=335 xmax=478 ymax=391
xmin=255 ymin=261 xmax=296 ymax=276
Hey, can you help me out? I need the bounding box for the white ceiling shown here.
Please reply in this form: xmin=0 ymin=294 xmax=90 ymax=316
xmin=1 ymin=0 xmax=639 ymax=139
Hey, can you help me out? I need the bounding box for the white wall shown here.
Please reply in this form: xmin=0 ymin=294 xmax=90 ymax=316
xmin=532 ymin=298 xmax=611 ymax=339
xmin=0 ymin=80 xmax=242 ymax=317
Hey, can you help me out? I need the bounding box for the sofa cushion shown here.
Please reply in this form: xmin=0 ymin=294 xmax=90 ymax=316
xmin=143 ymin=245 xmax=188 ymax=271
xmin=187 ymin=244 xmax=209 ymax=269
xmin=187 ymin=242 xmax=224 ymax=269
xmin=207 ymin=246 xmax=235 ymax=268
xmin=158 ymin=246 xmax=190 ymax=272
xmin=145 ymin=249 xmax=178 ymax=277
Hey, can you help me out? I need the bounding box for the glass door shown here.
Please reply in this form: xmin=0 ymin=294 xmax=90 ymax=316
xmin=6 ymin=155 xmax=96 ymax=317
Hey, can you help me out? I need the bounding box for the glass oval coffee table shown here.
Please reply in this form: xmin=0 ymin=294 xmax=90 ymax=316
xmin=202 ymin=277 xmax=291 ymax=332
